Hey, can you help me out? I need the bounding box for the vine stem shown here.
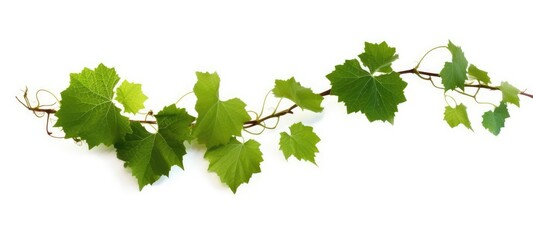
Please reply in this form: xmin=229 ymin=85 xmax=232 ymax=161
xmin=244 ymin=69 xmax=532 ymax=128
xmin=19 ymin=68 xmax=533 ymax=130
xmin=398 ymin=68 xmax=533 ymax=98
xmin=17 ymin=97 xmax=158 ymax=125
xmin=243 ymin=89 xmax=330 ymax=128
xmin=24 ymin=106 xmax=158 ymax=124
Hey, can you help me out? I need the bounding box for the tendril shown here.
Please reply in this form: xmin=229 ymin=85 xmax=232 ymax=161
xmin=257 ymin=90 xmax=272 ymax=119
xmin=271 ymin=98 xmax=283 ymax=116
xmin=414 ymin=45 xmax=447 ymax=70
xmin=144 ymin=110 xmax=154 ymax=121
xmin=444 ymin=94 xmax=458 ymax=107
xmin=247 ymin=110 xmax=260 ymax=121
xmin=17 ymin=87 xmax=65 ymax=139
xmin=45 ymin=112 xmax=65 ymax=139
xmin=470 ymin=81 xmax=497 ymax=107
xmin=260 ymin=117 xmax=281 ymax=130
xmin=174 ymin=91 xmax=194 ymax=106
xmin=16 ymin=87 xmax=59 ymax=118
xmin=413 ymin=69 xmax=432 ymax=81
xmin=35 ymin=89 xmax=60 ymax=108
xmin=244 ymin=126 xmax=266 ymax=135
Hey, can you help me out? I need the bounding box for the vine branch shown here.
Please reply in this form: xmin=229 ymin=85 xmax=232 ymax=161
xmin=19 ymin=68 xmax=533 ymax=133
xmin=243 ymin=89 xmax=330 ymax=128
xmin=399 ymin=68 xmax=533 ymax=98
xmin=244 ymin=69 xmax=532 ymax=129
xmin=16 ymin=91 xmax=158 ymax=126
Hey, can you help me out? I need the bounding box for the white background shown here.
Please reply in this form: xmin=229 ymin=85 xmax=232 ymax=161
xmin=1 ymin=1 xmax=532 ymax=239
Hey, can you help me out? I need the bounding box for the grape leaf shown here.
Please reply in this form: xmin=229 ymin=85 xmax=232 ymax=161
xmin=467 ymin=64 xmax=491 ymax=84
xmin=154 ymin=105 xmax=195 ymax=155
xmin=115 ymin=80 xmax=148 ymax=114
xmin=443 ymin=104 xmax=472 ymax=130
xmin=326 ymin=58 xmax=407 ymax=123
xmin=193 ymin=72 xmax=251 ymax=148
xmin=358 ymin=41 xmax=398 ymax=74
xmin=440 ymin=41 xmax=468 ymax=91
xmin=204 ymin=138 xmax=263 ymax=193
xmin=500 ymin=81 xmax=520 ymax=107
xmin=115 ymin=105 xmax=195 ymax=190
xmin=279 ymin=122 xmax=320 ymax=164
xmin=55 ymin=64 xmax=132 ymax=149
xmin=482 ymin=102 xmax=510 ymax=135
xmin=272 ymin=77 xmax=323 ymax=112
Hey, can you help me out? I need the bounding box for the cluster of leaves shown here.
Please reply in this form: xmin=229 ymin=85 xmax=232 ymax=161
xmin=46 ymin=41 xmax=525 ymax=192
xmin=326 ymin=41 xmax=520 ymax=135
xmin=436 ymin=41 xmax=519 ymax=135
xmin=53 ymin=64 xmax=323 ymax=192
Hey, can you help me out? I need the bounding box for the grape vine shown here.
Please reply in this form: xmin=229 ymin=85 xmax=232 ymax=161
xmin=18 ymin=41 xmax=533 ymax=192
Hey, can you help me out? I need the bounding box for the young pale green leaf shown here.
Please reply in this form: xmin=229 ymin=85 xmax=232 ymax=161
xmin=467 ymin=64 xmax=491 ymax=84
xmin=482 ymin=102 xmax=510 ymax=135
xmin=279 ymin=122 xmax=320 ymax=164
xmin=205 ymin=138 xmax=263 ymax=193
xmin=440 ymin=41 xmax=468 ymax=91
xmin=272 ymin=77 xmax=323 ymax=112
xmin=55 ymin=64 xmax=132 ymax=149
xmin=326 ymin=58 xmax=407 ymax=123
xmin=115 ymin=80 xmax=148 ymax=114
xmin=500 ymin=81 xmax=520 ymax=107
xmin=193 ymin=72 xmax=251 ymax=148
xmin=115 ymin=106 xmax=195 ymax=190
xmin=358 ymin=41 xmax=399 ymax=74
xmin=443 ymin=104 xmax=472 ymax=130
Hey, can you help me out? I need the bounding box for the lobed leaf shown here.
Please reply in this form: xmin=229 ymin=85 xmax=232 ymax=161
xmin=272 ymin=77 xmax=323 ymax=112
xmin=327 ymin=57 xmax=407 ymax=123
xmin=440 ymin=41 xmax=468 ymax=91
xmin=193 ymin=72 xmax=251 ymax=148
xmin=358 ymin=41 xmax=398 ymax=74
xmin=55 ymin=64 xmax=132 ymax=148
xmin=205 ymin=138 xmax=263 ymax=193
xmin=444 ymin=104 xmax=472 ymax=130
xmin=115 ymin=80 xmax=148 ymax=114
xmin=482 ymin=102 xmax=510 ymax=135
xmin=115 ymin=106 xmax=195 ymax=190
xmin=500 ymin=81 xmax=520 ymax=107
xmin=279 ymin=122 xmax=320 ymax=164
xmin=467 ymin=64 xmax=491 ymax=84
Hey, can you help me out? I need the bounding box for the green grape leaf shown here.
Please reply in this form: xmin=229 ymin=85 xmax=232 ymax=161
xmin=115 ymin=105 xmax=195 ymax=190
xmin=482 ymin=102 xmax=510 ymax=135
xmin=115 ymin=80 xmax=148 ymax=114
xmin=443 ymin=104 xmax=472 ymax=130
xmin=440 ymin=41 xmax=468 ymax=91
xmin=154 ymin=105 xmax=195 ymax=153
xmin=467 ymin=64 xmax=491 ymax=84
xmin=500 ymin=81 xmax=520 ymax=107
xmin=55 ymin=64 xmax=132 ymax=149
xmin=279 ymin=122 xmax=320 ymax=164
xmin=272 ymin=77 xmax=323 ymax=112
xmin=204 ymin=138 xmax=263 ymax=193
xmin=326 ymin=59 xmax=407 ymax=123
xmin=358 ymin=41 xmax=399 ymax=74
xmin=193 ymin=72 xmax=251 ymax=148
